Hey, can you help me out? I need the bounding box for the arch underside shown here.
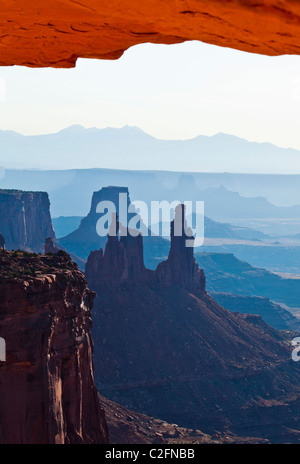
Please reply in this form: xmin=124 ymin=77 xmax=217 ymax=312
xmin=1 ymin=0 xmax=300 ymax=67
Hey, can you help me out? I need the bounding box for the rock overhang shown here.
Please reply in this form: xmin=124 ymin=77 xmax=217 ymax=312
xmin=1 ymin=0 xmax=300 ymax=68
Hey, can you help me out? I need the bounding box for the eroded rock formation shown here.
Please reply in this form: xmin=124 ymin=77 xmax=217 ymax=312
xmin=85 ymin=204 xmax=206 ymax=292
xmin=0 ymin=250 xmax=108 ymax=444
xmin=85 ymin=216 xmax=147 ymax=291
xmin=155 ymin=204 xmax=206 ymax=291
xmin=45 ymin=237 xmax=61 ymax=254
xmin=1 ymin=1 xmax=300 ymax=67
xmin=59 ymin=185 xmax=169 ymax=264
xmin=0 ymin=190 xmax=55 ymax=253
xmin=85 ymin=206 xmax=300 ymax=442
xmin=59 ymin=186 xmax=131 ymax=261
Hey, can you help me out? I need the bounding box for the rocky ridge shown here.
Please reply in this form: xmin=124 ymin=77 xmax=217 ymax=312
xmin=101 ymin=395 xmax=269 ymax=445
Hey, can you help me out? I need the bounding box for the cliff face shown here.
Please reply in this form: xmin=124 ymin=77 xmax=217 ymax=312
xmin=0 ymin=250 xmax=108 ymax=444
xmin=0 ymin=190 xmax=55 ymax=253
xmin=1 ymin=1 xmax=300 ymax=68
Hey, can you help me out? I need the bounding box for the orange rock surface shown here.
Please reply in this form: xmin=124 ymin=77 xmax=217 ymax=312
xmin=1 ymin=0 xmax=300 ymax=67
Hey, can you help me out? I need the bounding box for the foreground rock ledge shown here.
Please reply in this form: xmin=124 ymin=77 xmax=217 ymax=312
xmin=0 ymin=250 xmax=108 ymax=444
xmin=2 ymin=0 xmax=300 ymax=67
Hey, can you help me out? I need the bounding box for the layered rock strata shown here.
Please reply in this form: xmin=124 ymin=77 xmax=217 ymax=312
xmin=0 ymin=249 xmax=108 ymax=444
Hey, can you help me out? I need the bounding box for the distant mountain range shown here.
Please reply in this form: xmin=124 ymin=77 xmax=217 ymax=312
xmin=2 ymin=166 xmax=300 ymax=236
xmin=2 ymin=125 xmax=300 ymax=237
xmin=1 ymin=124 xmax=300 ymax=174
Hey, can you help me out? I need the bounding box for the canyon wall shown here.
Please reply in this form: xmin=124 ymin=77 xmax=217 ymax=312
xmin=0 ymin=190 xmax=55 ymax=253
xmin=0 ymin=249 xmax=108 ymax=444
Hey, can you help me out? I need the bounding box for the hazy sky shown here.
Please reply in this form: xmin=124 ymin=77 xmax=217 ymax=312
xmin=1 ymin=40 xmax=300 ymax=149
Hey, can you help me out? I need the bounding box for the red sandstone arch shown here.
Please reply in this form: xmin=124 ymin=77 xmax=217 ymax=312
xmin=1 ymin=1 xmax=300 ymax=68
